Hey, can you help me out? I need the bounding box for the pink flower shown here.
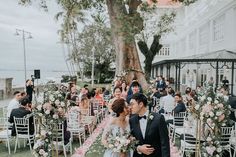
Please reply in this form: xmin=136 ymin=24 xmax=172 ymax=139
xmin=217 ymin=103 xmax=224 ymax=109
xmin=206 ymin=146 xmax=216 ymax=156
xmin=202 ymin=104 xmax=213 ymax=113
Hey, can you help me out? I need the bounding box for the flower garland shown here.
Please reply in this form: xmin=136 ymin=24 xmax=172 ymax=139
xmin=32 ymin=82 xmax=68 ymax=157
xmin=190 ymin=84 xmax=232 ymax=157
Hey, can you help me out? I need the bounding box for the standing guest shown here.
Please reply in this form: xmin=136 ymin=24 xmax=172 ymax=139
xmin=7 ymin=91 xmax=22 ymax=119
xmin=26 ymin=79 xmax=34 ymax=102
xmin=127 ymin=79 xmax=143 ymax=98
xmin=108 ymin=86 xmax=123 ymax=114
xmin=222 ymin=76 xmax=229 ymax=89
xmin=208 ymin=76 xmax=214 ymax=87
xmin=9 ymin=97 xmax=34 ymax=136
xmin=182 ymin=87 xmax=192 ymax=106
xmin=94 ymin=88 xmax=104 ymax=106
xmin=121 ymin=81 xmax=128 ymax=99
xmin=156 ymin=76 xmax=166 ymax=91
xmin=126 ymin=81 xmax=141 ymax=104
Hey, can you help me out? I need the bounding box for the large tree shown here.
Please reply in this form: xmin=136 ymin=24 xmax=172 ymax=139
xmin=18 ymin=0 xmax=198 ymax=89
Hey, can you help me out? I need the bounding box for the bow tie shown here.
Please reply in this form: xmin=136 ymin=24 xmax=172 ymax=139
xmin=138 ymin=115 xmax=147 ymax=120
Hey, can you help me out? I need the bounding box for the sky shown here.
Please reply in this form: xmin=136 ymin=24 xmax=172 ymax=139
xmin=0 ymin=0 xmax=73 ymax=86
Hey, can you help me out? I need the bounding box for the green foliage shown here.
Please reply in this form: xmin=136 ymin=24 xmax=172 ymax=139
xmin=75 ymin=14 xmax=115 ymax=83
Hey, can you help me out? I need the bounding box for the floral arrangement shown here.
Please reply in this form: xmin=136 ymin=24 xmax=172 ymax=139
xmin=104 ymin=129 xmax=138 ymax=153
xmin=190 ymin=84 xmax=232 ymax=157
xmin=32 ymin=82 xmax=68 ymax=157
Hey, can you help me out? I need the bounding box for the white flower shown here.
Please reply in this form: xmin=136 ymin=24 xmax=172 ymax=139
xmin=38 ymin=113 xmax=43 ymax=117
xmin=224 ymin=96 xmax=229 ymax=102
xmin=195 ymin=105 xmax=200 ymax=110
xmin=207 ymin=101 xmax=211 ymax=105
xmin=53 ymin=114 xmax=58 ymax=119
xmin=207 ymin=97 xmax=212 ymax=102
xmin=61 ymin=102 xmax=65 ymax=107
xmin=209 ymin=112 xmax=214 ymax=117
xmin=206 ymin=137 xmax=212 ymax=142
xmin=216 ymin=147 xmax=222 ymax=152
xmin=41 ymin=130 xmax=47 ymax=136
xmin=43 ymin=152 xmax=48 ymax=157
xmin=55 ymin=99 xmax=60 ymax=106
xmin=39 ymin=149 xmax=45 ymax=155
xmin=216 ymin=111 xmax=222 ymax=116
xmin=45 ymin=110 xmax=50 ymax=115
xmin=36 ymin=105 xmax=42 ymax=111
xmin=35 ymin=134 xmax=40 ymax=138
xmin=149 ymin=114 xmax=154 ymax=120
xmin=214 ymin=100 xmax=219 ymax=104
xmin=200 ymin=116 xmax=204 ymax=120
xmin=200 ymin=96 xmax=206 ymax=101
xmin=49 ymin=95 xmax=55 ymax=102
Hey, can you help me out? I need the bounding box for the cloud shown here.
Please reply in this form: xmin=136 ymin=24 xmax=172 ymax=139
xmin=0 ymin=0 xmax=71 ymax=85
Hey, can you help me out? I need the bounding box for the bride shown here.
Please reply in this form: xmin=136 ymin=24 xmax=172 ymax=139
xmin=102 ymin=98 xmax=132 ymax=157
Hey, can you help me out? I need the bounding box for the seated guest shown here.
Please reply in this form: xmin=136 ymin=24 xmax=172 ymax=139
xmin=7 ymin=91 xmax=22 ymax=119
xmin=160 ymin=87 xmax=175 ymax=113
xmin=58 ymin=107 xmax=71 ymax=145
xmin=9 ymin=97 xmax=34 ymax=136
xmin=173 ymin=93 xmax=186 ymax=114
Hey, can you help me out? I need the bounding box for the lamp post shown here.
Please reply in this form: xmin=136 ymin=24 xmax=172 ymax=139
xmin=15 ymin=29 xmax=33 ymax=86
xmin=91 ymin=47 xmax=95 ymax=87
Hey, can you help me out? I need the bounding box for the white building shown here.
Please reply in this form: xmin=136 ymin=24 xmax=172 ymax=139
xmin=151 ymin=0 xmax=236 ymax=94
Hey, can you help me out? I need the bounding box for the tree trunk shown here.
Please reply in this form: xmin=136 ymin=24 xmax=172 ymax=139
xmin=106 ymin=0 xmax=148 ymax=89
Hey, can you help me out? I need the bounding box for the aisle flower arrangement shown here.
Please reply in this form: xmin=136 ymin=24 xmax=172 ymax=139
xmin=190 ymin=84 xmax=232 ymax=157
xmin=32 ymin=82 xmax=68 ymax=157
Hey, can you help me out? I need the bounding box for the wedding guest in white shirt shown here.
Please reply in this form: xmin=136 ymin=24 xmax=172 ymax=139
xmin=160 ymin=87 xmax=175 ymax=113
xmin=7 ymin=91 xmax=22 ymax=119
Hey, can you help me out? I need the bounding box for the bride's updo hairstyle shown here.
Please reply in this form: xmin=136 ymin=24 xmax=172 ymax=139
xmin=112 ymin=98 xmax=126 ymax=117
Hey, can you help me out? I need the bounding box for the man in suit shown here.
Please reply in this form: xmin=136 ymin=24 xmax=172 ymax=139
xmin=129 ymin=93 xmax=170 ymax=157
xmin=9 ymin=97 xmax=34 ymax=136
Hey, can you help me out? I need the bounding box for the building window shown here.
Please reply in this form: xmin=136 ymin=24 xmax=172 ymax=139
xmin=213 ymin=14 xmax=225 ymax=42
xmin=199 ymin=23 xmax=209 ymax=47
xmin=158 ymin=45 xmax=170 ymax=56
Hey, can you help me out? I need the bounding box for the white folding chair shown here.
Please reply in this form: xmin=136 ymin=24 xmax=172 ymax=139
xmin=230 ymin=122 xmax=236 ymax=157
xmin=51 ymin=122 xmax=72 ymax=157
xmin=220 ymin=126 xmax=234 ymax=157
xmin=169 ymin=112 xmax=186 ymax=143
xmin=92 ymin=100 xmax=103 ymax=123
xmin=67 ymin=111 xmax=86 ymax=145
xmin=0 ymin=117 xmax=12 ymax=154
xmin=13 ymin=116 xmax=35 ymax=153
xmin=180 ymin=118 xmax=200 ymax=157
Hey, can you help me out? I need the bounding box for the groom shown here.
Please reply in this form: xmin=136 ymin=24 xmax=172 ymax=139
xmin=129 ymin=93 xmax=170 ymax=157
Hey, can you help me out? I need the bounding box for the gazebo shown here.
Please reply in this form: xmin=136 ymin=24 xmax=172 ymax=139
xmin=152 ymin=50 xmax=236 ymax=95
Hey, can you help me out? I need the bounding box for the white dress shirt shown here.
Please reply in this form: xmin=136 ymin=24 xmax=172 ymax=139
xmin=7 ymin=98 xmax=20 ymax=118
xmin=139 ymin=110 xmax=149 ymax=138
xmin=160 ymin=94 xmax=175 ymax=113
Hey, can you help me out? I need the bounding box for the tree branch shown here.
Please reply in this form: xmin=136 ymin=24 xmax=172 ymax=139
xmin=137 ymin=40 xmax=149 ymax=56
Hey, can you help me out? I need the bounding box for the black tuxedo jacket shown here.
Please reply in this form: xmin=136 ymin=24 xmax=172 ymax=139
xmin=9 ymin=107 xmax=34 ymax=136
xmin=129 ymin=112 xmax=170 ymax=157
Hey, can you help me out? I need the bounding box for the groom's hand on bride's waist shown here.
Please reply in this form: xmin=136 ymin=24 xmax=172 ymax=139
xmin=137 ymin=144 xmax=155 ymax=155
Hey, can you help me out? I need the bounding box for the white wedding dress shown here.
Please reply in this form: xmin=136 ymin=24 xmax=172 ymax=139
xmin=102 ymin=124 xmax=133 ymax=157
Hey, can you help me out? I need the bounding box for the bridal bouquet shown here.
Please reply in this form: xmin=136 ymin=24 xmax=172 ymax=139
xmin=105 ymin=129 xmax=138 ymax=153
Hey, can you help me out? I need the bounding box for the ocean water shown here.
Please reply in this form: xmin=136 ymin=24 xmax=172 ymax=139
xmin=0 ymin=70 xmax=71 ymax=87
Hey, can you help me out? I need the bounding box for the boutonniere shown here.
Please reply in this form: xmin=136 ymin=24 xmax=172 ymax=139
xmin=148 ymin=113 xmax=154 ymax=121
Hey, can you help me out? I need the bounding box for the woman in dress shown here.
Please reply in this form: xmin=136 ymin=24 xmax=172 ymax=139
xmin=107 ymin=86 xmax=123 ymax=114
xmin=102 ymin=98 xmax=131 ymax=157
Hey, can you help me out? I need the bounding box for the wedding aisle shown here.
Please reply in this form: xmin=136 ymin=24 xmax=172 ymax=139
xmin=72 ymin=117 xmax=182 ymax=157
